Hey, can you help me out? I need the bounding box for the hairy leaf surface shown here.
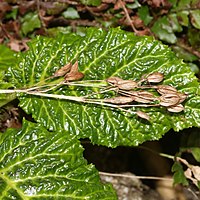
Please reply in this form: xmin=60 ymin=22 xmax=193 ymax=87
xmin=0 ymin=120 xmax=116 ymax=199
xmin=6 ymin=28 xmax=200 ymax=147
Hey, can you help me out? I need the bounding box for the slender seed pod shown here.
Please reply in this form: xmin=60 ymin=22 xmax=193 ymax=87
xmin=159 ymin=93 xmax=180 ymax=107
xmin=136 ymin=110 xmax=150 ymax=120
xmin=177 ymin=92 xmax=187 ymax=103
xmin=132 ymin=95 xmax=154 ymax=103
xmin=146 ymin=72 xmax=164 ymax=83
xmin=103 ymin=96 xmax=133 ymax=104
xmin=137 ymin=91 xmax=157 ymax=101
xmin=167 ymin=104 xmax=184 ymax=113
xmin=157 ymin=85 xmax=178 ymax=95
xmin=106 ymin=77 xmax=123 ymax=85
xmin=117 ymin=80 xmax=138 ymax=90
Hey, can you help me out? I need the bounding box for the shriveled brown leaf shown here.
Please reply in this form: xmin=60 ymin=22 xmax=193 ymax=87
xmin=54 ymin=63 xmax=72 ymax=77
xmin=136 ymin=110 xmax=150 ymax=120
xmin=103 ymin=96 xmax=133 ymax=104
xmin=64 ymin=71 xmax=84 ymax=81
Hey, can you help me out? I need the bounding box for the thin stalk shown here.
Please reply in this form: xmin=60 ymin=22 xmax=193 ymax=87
xmin=99 ymin=171 xmax=173 ymax=181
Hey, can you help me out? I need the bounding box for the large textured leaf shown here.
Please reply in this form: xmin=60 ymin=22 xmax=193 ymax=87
xmin=0 ymin=120 xmax=116 ymax=199
xmin=6 ymin=28 xmax=200 ymax=147
xmin=0 ymin=45 xmax=16 ymax=106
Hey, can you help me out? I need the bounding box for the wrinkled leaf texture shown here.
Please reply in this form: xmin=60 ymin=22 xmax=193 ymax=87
xmin=6 ymin=28 xmax=200 ymax=147
xmin=0 ymin=120 xmax=116 ymax=199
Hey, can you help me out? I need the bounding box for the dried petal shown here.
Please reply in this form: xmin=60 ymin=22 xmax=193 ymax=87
xmin=118 ymin=80 xmax=138 ymax=90
xmin=64 ymin=72 xmax=84 ymax=81
xmin=159 ymin=93 xmax=180 ymax=107
xmin=136 ymin=110 xmax=150 ymax=120
xmin=146 ymin=72 xmax=164 ymax=83
xmin=157 ymin=85 xmax=178 ymax=95
xmin=103 ymin=96 xmax=133 ymax=104
xmin=167 ymin=104 xmax=184 ymax=113
xmin=54 ymin=63 xmax=72 ymax=77
xmin=106 ymin=76 xmax=123 ymax=84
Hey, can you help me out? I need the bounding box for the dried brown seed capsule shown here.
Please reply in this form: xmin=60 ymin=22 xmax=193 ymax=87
xmin=157 ymin=85 xmax=178 ymax=95
xmin=132 ymin=95 xmax=153 ymax=103
xmin=106 ymin=77 xmax=123 ymax=84
xmin=177 ymin=92 xmax=187 ymax=103
xmin=54 ymin=63 xmax=72 ymax=77
xmin=137 ymin=91 xmax=157 ymax=101
xmin=167 ymin=104 xmax=184 ymax=113
xmin=64 ymin=72 xmax=84 ymax=81
xmin=117 ymin=80 xmax=138 ymax=90
xmin=146 ymin=72 xmax=164 ymax=83
xmin=136 ymin=110 xmax=150 ymax=121
xmin=103 ymin=96 xmax=133 ymax=104
xmin=159 ymin=93 xmax=180 ymax=107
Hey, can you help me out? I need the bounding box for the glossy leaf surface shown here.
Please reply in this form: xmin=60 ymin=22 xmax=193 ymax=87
xmin=0 ymin=120 xmax=116 ymax=199
xmin=7 ymin=28 xmax=200 ymax=147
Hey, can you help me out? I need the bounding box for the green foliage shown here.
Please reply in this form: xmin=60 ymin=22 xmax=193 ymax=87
xmin=5 ymin=28 xmax=200 ymax=147
xmin=172 ymin=161 xmax=189 ymax=186
xmin=149 ymin=0 xmax=200 ymax=44
xmin=80 ymin=0 xmax=101 ymax=6
xmin=62 ymin=7 xmax=80 ymax=19
xmin=0 ymin=45 xmax=16 ymax=106
xmin=0 ymin=120 xmax=116 ymax=199
xmin=138 ymin=6 xmax=153 ymax=26
xmin=20 ymin=12 xmax=41 ymax=36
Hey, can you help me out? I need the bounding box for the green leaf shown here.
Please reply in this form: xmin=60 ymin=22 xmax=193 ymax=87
xmin=20 ymin=12 xmax=41 ymax=36
xmin=172 ymin=161 xmax=189 ymax=186
xmin=151 ymin=16 xmax=177 ymax=43
xmin=6 ymin=28 xmax=200 ymax=147
xmin=0 ymin=45 xmax=16 ymax=106
xmin=176 ymin=11 xmax=189 ymax=26
xmin=168 ymin=14 xmax=182 ymax=32
xmin=0 ymin=45 xmax=16 ymax=70
xmin=171 ymin=46 xmax=198 ymax=62
xmin=190 ymin=10 xmax=200 ymax=29
xmin=62 ymin=7 xmax=80 ymax=19
xmin=80 ymin=0 xmax=101 ymax=6
xmin=0 ymin=120 xmax=117 ymax=199
xmin=138 ymin=6 xmax=153 ymax=26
